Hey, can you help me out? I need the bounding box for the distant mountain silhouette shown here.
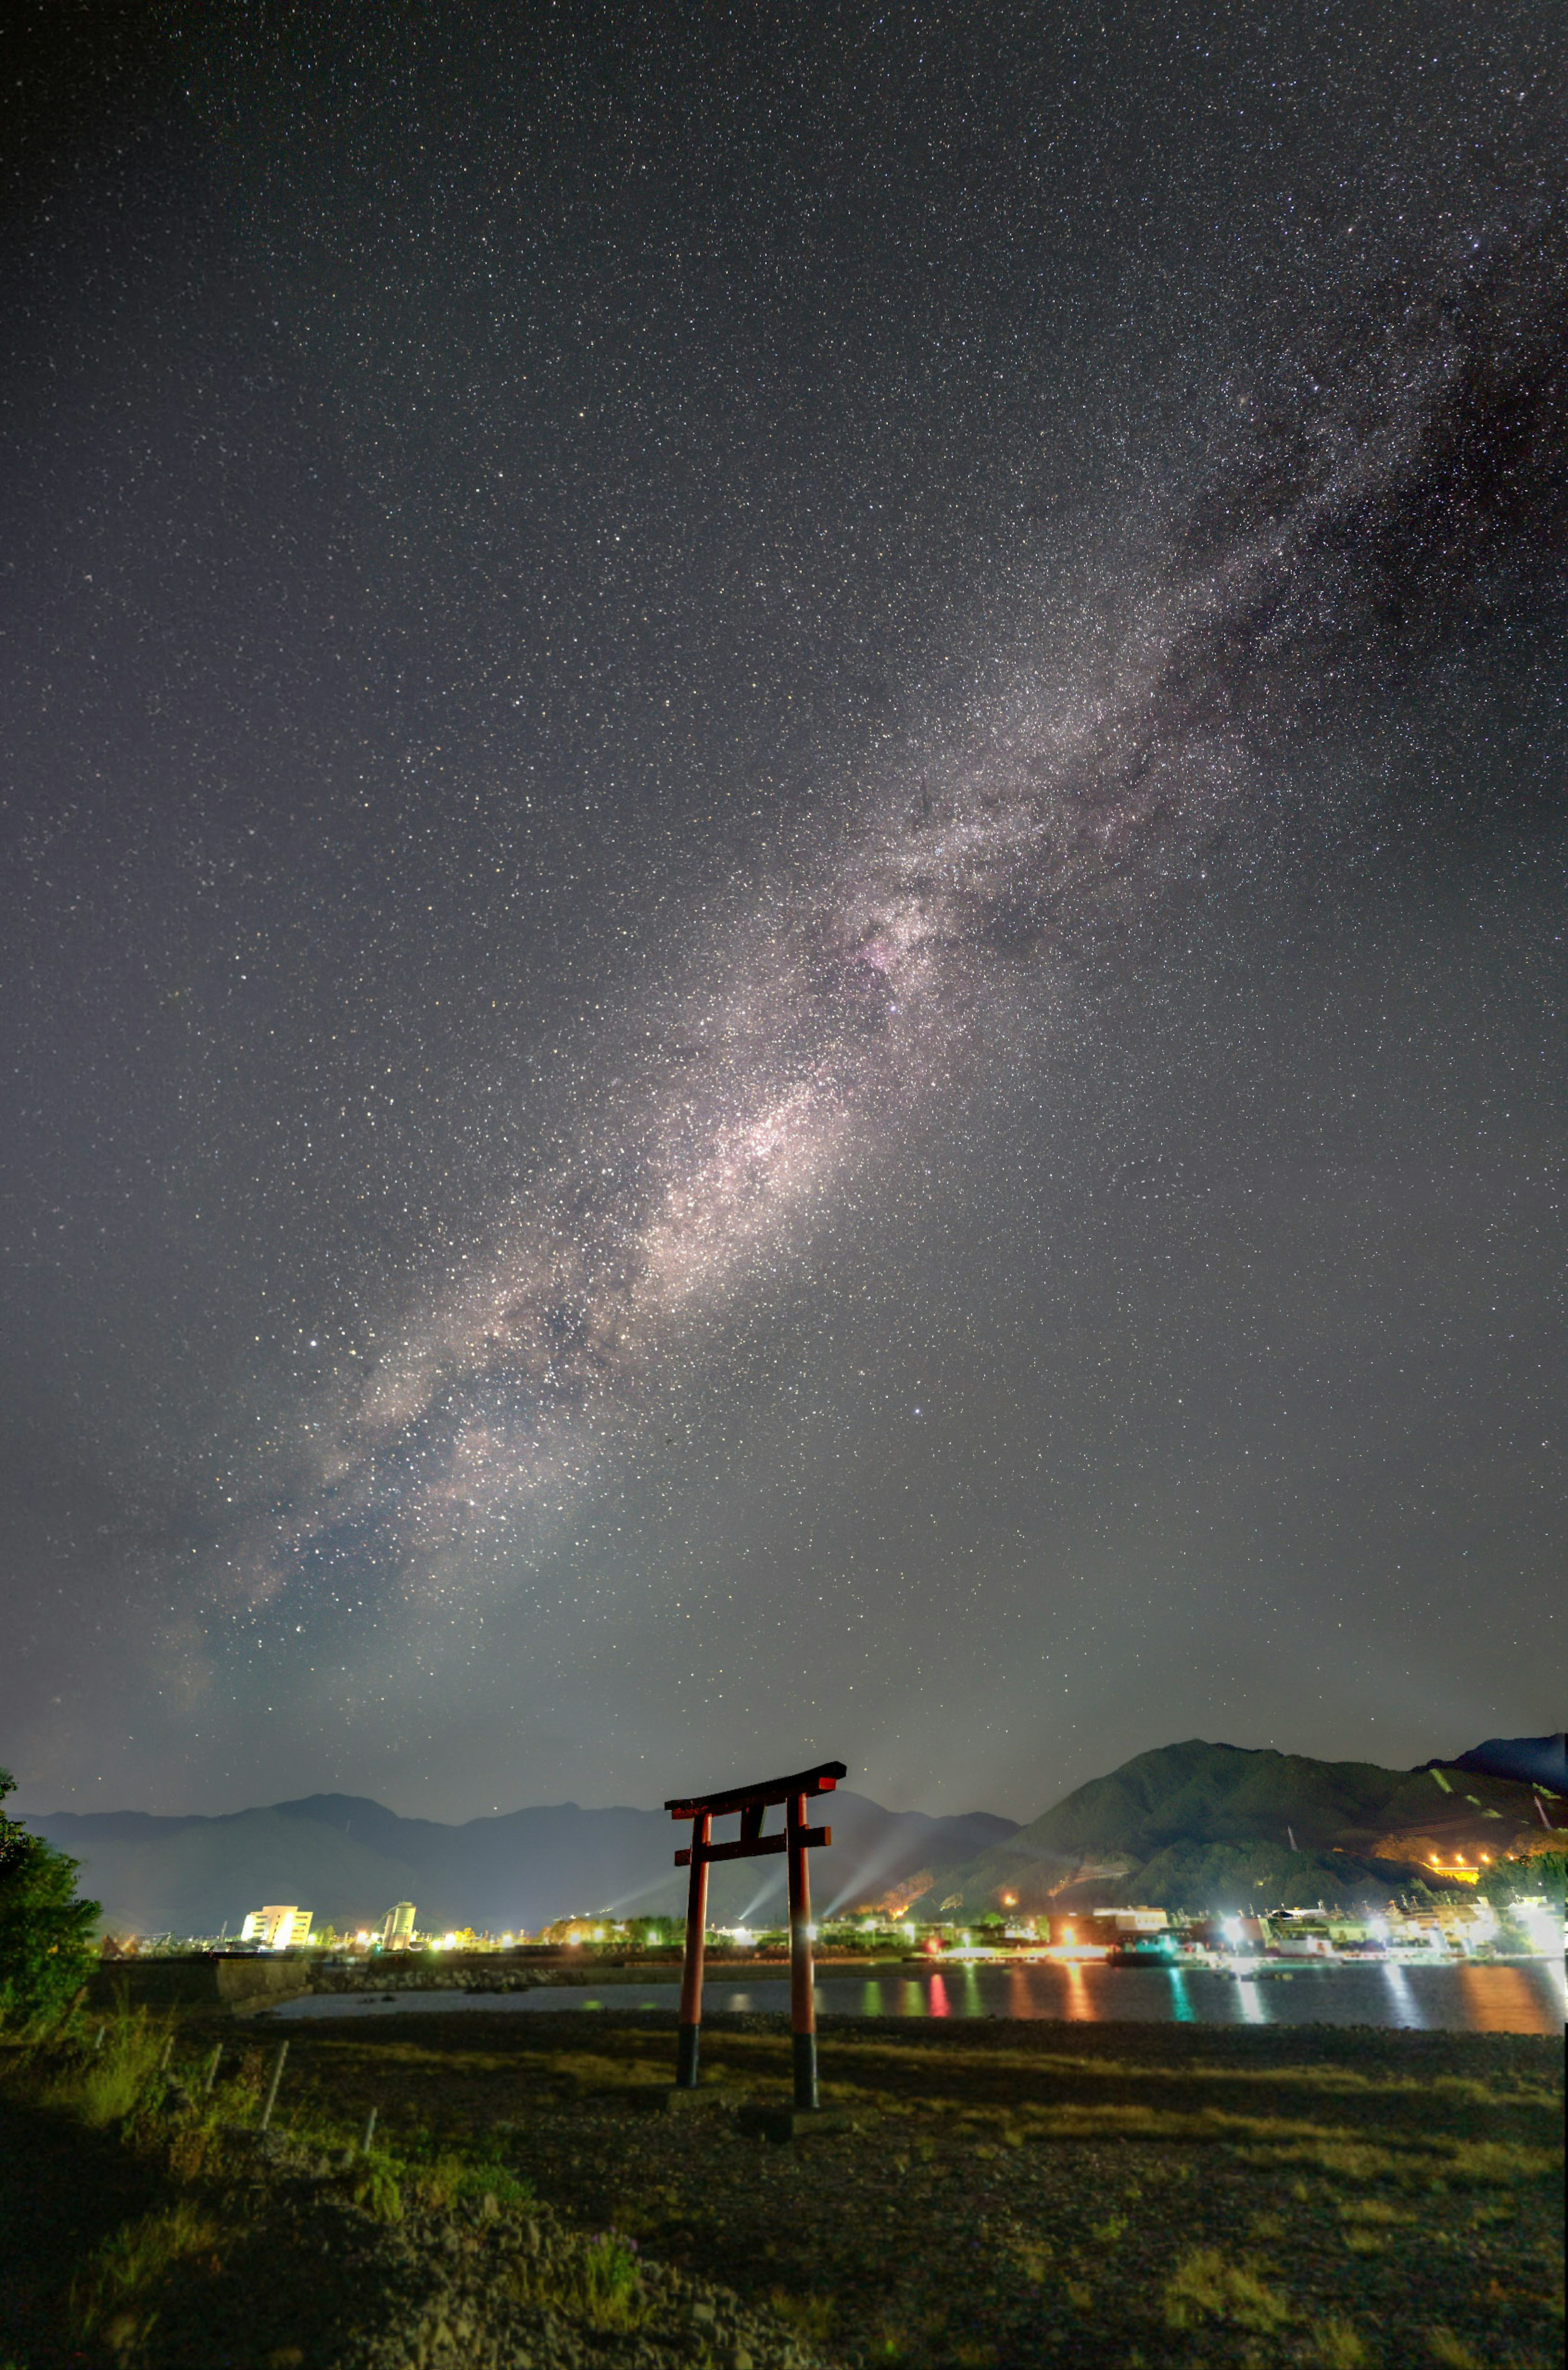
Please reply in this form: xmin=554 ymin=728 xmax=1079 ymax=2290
xmin=27 ymin=1791 xmax=1017 ymax=1937
xmin=1434 ymin=1734 xmax=1568 ymax=1793
xmin=909 ymin=1739 xmax=1561 ymax=1916
xmin=29 ymin=1736 xmax=1561 ymax=1933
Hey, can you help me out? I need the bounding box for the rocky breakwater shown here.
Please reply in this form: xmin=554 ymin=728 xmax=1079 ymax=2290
xmin=89 ymin=1954 xmax=313 ymax=2013
xmin=312 ymin=1962 xmax=552 ymax=2000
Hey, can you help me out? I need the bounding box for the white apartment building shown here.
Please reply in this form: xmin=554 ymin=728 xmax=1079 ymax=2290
xmin=240 ymin=1905 xmax=313 ymax=1948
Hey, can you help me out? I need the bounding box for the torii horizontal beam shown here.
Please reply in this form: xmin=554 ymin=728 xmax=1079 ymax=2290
xmin=664 ymin=1758 xmax=846 ymax=1821
xmin=675 ymin=1826 xmax=830 ymax=1866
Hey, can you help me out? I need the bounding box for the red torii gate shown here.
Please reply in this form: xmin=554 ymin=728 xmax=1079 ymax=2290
xmin=666 ymin=1757 xmax=846 ymax=2109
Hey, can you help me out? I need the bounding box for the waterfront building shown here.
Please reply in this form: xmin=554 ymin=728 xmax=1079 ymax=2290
xmin=383 ymin=1900 xmax=417 ymax=1948
xmin=239 ymin=1905 xmax=313 ymax=1948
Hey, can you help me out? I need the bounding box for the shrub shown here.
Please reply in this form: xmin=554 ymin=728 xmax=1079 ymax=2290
xmin=0 ymin=1768 xmax=99 ymax=2026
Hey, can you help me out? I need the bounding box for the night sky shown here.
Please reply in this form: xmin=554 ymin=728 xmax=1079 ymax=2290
xmin=4 ymin=3 xmax=1564 ymax=1825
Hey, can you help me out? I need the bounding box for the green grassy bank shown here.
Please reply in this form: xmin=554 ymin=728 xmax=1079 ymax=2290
xmin=1 ymin=2004 xmax=1560 ymax=2368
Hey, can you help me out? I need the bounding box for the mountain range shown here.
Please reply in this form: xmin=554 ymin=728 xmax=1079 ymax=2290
xmin=28 ymin=1789 xmax=1016 ymax=1938
xmin=24 ymin=1735 xmax=1564 ymax=1935
xmin=911 ymin=1737 xmax=1566 ymax=1917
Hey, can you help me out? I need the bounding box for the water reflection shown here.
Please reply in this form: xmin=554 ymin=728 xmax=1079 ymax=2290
xmin=1235 ymin=1979 xmax=1266 ymax=2024
xmin=274 ymin=1959 xmax=1566 ymax=2034
xmin=1380 ymin=1963 xmax=1422 ymax=2029
xmin=1454 ymin=1961 xmax=1563 ymax=2036
xmin=1062 ymin=1959 xmax=1096 ymax=2020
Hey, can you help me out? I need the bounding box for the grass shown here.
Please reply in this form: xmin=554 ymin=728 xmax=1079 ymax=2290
xmin=1425 ymin=2334 xmax=1483 ymax=2370
xmin=70 ymin=2200 xmax=228 ymax=2348
xmin=1161 ymin=2247 xmax=1292 ymax=2334
xmin=770 ymin=2288 xmax=836 ymax=2343
xmin=347 ymin=2154 xmax=404 ymax=2222
xmin=392 ymin=2130 xmax=536 ymax=2214
xmin=510 ymin=2231 xmax=649 ymax=2332
xmin=3 ymin=2003 xmax=1561 ymax=2369
xmin=1307 ymin=2319 xmax=1371 ymax=2368
xmin=31 ymin=2006 xmax=174 ymax=2129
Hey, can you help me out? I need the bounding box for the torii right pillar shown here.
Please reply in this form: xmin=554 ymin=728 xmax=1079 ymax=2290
xmin=786 ymin=1786 xmax=819 ymax=2109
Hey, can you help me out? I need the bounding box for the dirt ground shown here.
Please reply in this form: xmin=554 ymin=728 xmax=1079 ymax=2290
xmin=2 ymin=2008 xmax=1561 ymax=2369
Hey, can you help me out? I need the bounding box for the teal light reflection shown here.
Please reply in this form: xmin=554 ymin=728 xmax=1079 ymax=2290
xmin=1168 ymin=1971 xmax=1194 ymax=2023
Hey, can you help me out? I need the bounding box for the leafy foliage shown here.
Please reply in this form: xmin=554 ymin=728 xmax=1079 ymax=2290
xmin=0 ymin=1766 xmax=100 ymax=2026
xmin=1478 ymin=1848 xmax=1566 ymax=1916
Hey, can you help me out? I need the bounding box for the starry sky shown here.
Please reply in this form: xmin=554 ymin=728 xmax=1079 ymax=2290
xmin=3 ymin=1 xmax=1564 ymax=1824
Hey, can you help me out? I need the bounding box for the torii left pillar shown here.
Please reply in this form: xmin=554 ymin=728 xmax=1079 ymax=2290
xmin=676 ymin=1809 xmax=711 ymax=2089
xmin=667 ymin=1759 xmax=845 ymax=2105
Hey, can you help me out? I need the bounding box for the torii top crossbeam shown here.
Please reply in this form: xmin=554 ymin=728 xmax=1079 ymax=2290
xmin=665 ymin=1757 xmax=846 ymax=2107
xmin=664 ymin=1758 xmax=846 ymax=1821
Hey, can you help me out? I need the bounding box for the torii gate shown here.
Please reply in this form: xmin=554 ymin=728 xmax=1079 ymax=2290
xmin=666 ymin=1757 xmax=846 ymax=2109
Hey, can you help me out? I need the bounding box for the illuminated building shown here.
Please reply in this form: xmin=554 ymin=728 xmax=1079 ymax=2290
xmin=382 ymin=1901 xmax=416 ymax=1948
xmin=239 ymin=1905 xmax=313 ymax=1948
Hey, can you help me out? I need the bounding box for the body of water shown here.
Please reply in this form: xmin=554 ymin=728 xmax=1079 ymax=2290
xmin=276 ymin=1957 xmax=1566 ymax=2036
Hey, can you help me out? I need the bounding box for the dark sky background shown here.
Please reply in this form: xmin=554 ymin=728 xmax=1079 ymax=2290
xmin=3 ymin=1 xmax=1564 ymax=1824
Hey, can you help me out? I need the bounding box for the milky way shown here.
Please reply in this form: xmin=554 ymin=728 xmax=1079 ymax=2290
xmin=7 ymin=2 xmax=1566 ymax=1817
xmin=256 ymin=203 xmax=1568 ymax=1623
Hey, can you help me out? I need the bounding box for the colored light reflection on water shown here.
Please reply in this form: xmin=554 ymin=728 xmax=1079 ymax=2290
xmin=1062 ymin=1958 xmax=1097 ymax=2020
xmin=275 ymin=1958 xmax=1567 ymax=2035
xmin=1381 ymin=1962 xmax=1424 ymax=2029
xmin=1455 ymin=1960 xmax=1557 ymax=2035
